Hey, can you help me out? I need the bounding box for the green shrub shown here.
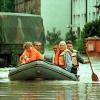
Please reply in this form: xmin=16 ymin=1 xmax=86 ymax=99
xmin=46 ymin=28 xmax=62 ymax=45
xmin=77 ymin=18 xmax=100 ymax=53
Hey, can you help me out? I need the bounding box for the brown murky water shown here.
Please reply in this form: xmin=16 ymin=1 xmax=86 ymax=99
xmin=0 ymin=57 xmax=100 ymax=100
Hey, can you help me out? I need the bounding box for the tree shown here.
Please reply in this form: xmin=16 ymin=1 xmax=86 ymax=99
xmin=82 ymin=18 xmax=100 ymax=38
xmin=65 ymin=29 xmax=77 ymax=44
xmin=46 ymin=28 xmax=62 ymax=45
xmin=77 ymin=18 xmax=100 ymax=53
xmin=0 ymin=0 xmax=15 ymax=12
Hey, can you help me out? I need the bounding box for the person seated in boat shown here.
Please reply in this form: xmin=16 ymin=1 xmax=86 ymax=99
xmin=19 ymin=41 xmax=44 ymax=64
xmin=54 ymin=41 xmax=72 ymax=72
xmin=43 ymin=43 xmax=59 ymax=63
xmin=66 ymin=40 xmax=90 ymax=75
xmin=52 ymin=43 xmax=59 ymax=63
xmin=33 ymin=41 xmax=42 ymax=53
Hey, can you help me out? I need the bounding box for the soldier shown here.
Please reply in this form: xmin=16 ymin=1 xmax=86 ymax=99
xmin=66 ymin=40 xmax=90 ymax=75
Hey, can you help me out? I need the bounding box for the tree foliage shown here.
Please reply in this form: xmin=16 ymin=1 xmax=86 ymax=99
xmin=46 ymin=28 xmax=62 ymax=45
xmin=65 ymin=29 xmax=77 ymax=44
xmin=0 ymin=0 xmax=15 ymax=12
xmin=82 ymin=18 xmax=100 ymax=38
xmin=77 ymin=18 xmax=100 ymax=53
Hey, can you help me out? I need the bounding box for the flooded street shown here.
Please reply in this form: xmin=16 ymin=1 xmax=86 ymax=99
xmin=0 ymin=57 xmax=100 ymax=100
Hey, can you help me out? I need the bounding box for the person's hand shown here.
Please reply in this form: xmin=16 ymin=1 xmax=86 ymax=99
xmin=24 ymin=56 xmax=30 ymax=62
xmin=84 ymin=60 xmax=90 ymax=64
xmin=25 ymin=58 xmax=30 ymax=61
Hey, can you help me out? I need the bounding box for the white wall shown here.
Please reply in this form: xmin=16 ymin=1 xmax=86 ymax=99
xmin=72 ymin=0 xmax=98 ymax=32
xmin=41 ymin=0 xmax=71 ymax=38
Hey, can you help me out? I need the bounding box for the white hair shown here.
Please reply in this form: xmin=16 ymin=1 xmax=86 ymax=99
xmin=59 ymin=41 xmax=67 ymax=49
xmin=59 ymin=41 xmax=66 ymax=45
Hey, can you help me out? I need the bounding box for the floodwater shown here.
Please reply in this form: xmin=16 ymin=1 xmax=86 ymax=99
xmin=0 ymin=57 xmax=100 ymax=100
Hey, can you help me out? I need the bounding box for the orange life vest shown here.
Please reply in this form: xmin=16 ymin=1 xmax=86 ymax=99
xmin=54 ymin=49 xmax=72 ymax=69
xmin=20 ymin=47 xmax=43 ymax=64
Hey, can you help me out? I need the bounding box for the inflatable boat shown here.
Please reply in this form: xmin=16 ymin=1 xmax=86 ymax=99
xmin=8 ymin=60 xmax=78 ymax=81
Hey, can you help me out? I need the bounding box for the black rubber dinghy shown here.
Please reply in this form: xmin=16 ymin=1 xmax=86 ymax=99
xmin=8 ymin=60 xmax=78 ymax=81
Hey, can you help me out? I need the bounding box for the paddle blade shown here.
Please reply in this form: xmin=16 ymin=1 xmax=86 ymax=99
xmin=92 ymin=72 xmax=99 ymax=81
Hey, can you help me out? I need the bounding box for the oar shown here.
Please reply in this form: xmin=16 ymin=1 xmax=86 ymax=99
xmin=85 ymin=47 xmax=99 ymax=81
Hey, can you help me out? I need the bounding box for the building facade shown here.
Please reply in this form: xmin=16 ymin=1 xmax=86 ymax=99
xmin=15 ymin=0 xmax=100 ymax=39
xmin=15 ymin=0 xmax=41 ymax=15
xmin=71 ymin=0 xmax=100 ymax=35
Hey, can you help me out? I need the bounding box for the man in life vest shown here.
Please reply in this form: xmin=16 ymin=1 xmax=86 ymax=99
xmin=66 ymin=40 xmax=90 ymax=75
xmin=54 ymin=41 xmax=72 ymax=72
xmin=52 ymin=43 xmax=59 ymax=63
xmin=19 ymin=41 xmax=43 ymax=64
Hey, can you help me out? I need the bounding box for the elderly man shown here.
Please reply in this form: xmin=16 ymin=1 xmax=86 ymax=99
xmin=54 ymin=41 xmax=72 ymax=72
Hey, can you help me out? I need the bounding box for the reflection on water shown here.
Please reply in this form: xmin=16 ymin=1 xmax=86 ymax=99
xmin=0 ymin=57 xmax=100 ymax=100
xmin=0 ymin=81 xmax=100 ymax=100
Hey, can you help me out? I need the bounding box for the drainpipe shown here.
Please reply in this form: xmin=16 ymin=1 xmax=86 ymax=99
xmin=71 ymin=0 xmax=72 ymax=26
xmin=71 ymin=0 xmax=73 ymax=41
xmin=86 ymin=0 xmax=88 ymax=23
